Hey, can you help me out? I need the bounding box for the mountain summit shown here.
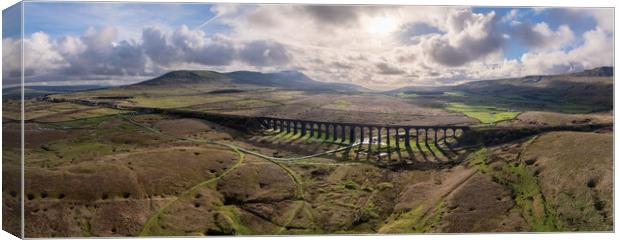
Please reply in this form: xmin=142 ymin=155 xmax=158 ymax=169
xmin=136 ymin=70 xmax=232 ymax=86
xmin=134 ymin=69 xmax=365 ymax=92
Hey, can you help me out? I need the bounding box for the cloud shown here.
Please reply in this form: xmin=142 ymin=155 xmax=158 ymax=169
xmin=24 ymin=32 xmax=66 ymax=74
xmin=238 ymin=40 xmax=290 ymax=66
xmin=2 ymin=32 xmax=67 ymax=85
xmin=376 ymin=62 xmax=405 ymax=75
xmin=585 ymin=8 xmax=613 ymax=32
xmin=170 ymin=25 xmax=237 ymax=66
xmin=511 ymin=22 xmax=575 ymax=51
xmin=142 ymin=26 xmax=238 ymax=67
xmin=520 ymin=27 xmax=612 ymax=74
xmin=57 ymin=36 xmax=86 ymax=56
xmin=142 ymin=27 xmax=178 ymax=66
xmin=533 ymin=8 xmax=612 ymax=33
xmin=423 ymin=9 xmax=504 ymax=67
xmin=501 ymin=9 xmax=520 ymax=23
xmin=6 ymin=24 xmax=293 ymax=85
xmin=60 ymin=26 xmax=147 ymax=77
xmin=82 ymin=26 xmax=117 ymax=53
xmin=2 ymin=37 xmax=23 ymax=85
xmin=194 ymin=4 xmax=240 ymax=30
xmin=332 ymin=61 xmax=353 ymax=69
xmin=299 ymin=5 xmax=364 ymax=27
xmin=397 ymin=22 xmax=441 ymax=44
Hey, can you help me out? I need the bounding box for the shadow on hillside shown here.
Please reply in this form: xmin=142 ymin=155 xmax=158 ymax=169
xmin=253 ymin=128 xmax=468 ymax=168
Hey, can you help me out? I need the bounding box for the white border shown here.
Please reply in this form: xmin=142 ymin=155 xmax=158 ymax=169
xmin=0 ymin=1 xmax=617 ymax=240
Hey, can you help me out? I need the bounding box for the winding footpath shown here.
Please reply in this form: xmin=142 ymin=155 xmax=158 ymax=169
xmin=123 ymin=115 xmax=361 ymax=235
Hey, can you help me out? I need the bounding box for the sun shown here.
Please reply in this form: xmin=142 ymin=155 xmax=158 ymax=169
xmin=366 ymin=16 xmax=398 ymax=35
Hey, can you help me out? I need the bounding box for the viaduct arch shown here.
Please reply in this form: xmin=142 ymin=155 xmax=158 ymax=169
xmin=256 ymin=117 xmax=470 ymax=149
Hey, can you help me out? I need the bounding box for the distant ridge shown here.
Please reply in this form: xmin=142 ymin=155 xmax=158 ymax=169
xmin=389 ymin=66 xmax=613 ymax=93
xmin=388 ymin=66 xmax=613 ymax=112
xmin=568 ymin=66 xmax=613 ymax=77
xmin=519 ymin=66 xmax=614 ymax=80
xmin=134 ymin=69 xmax=366 ymax=92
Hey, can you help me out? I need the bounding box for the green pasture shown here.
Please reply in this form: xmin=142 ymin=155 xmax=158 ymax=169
xmin=446 ymin=102 xmax=519 ymax=124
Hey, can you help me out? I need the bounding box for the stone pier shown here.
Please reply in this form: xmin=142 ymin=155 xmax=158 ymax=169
xmin=257 ymin=117 xmax=469 ymax=150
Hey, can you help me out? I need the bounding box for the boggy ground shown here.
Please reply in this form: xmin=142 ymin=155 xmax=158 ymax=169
xmin=2 ymin=99 xmax=612 ymax=237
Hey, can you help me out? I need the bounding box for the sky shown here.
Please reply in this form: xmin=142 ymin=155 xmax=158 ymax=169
xmin=1 ymin=2 xmax=614 ymax=90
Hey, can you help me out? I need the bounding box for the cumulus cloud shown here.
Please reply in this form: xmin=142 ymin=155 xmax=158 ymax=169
xmin=2 ymin=26 xmax=149 ymax=85
xmin=239 ymin=40 xmax=290 ymax=66
xmin=188 ymin=37 xmax=237 ymax=66
xmin=501 ymin=9 xmax=520 ymax=23
xmin=2 ymin=37 xmax=23 ymax=85
xmin=7 ymin=24 xmax=291 ymax=85
xmin=298 ymin=5 xmax=373 ymax=27
xmin=423 ymin=9 xmax=504 ymax=67
xmin=520 ymin=27 xmax=612 ymax=74
xmin=397 ymin=22 xmax=441 ymax=44
xmin=376 ymin=62 xmax=405 ymax=75
xmin=2 ymin=32 xmax=67 ymax=85
xmin=26 ymin=33 xmax=65 ymax=75
xmin=587 ymin=8 xmax=613 ymax=32
xmin=511 ymin=22 xmax=575 ymax=51
xmin=142 ymin=27 xmax=178 ymax=66
xmin=538 ymin=8 xmax=613 ymax=32
xmin=57 ymin=36 xmax=86 ymax=56
xmin=302 ymin=6 xmax=359 ymax=25
xmin=58 ymin=26 xmax=147 ymax=77
xmin=144 ymin=25 xmax=237 ymax=67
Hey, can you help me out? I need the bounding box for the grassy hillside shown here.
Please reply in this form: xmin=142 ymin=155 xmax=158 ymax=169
xmin=392 ymin=67 xmax=613 ymax=116
xmin=133 ymin=69 xmax=366 ymax=92
xmin=134 ymin=70 xmax=233 ymax=86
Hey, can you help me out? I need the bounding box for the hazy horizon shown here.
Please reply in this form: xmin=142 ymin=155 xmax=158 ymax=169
xmin=2 ymin=65 xmax=614 ymax=92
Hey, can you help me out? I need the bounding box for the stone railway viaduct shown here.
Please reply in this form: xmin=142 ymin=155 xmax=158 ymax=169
xmin=256 ymin=117 xmax=469 ymax=149
xmin=50 ymin=97 xmax=471 ymax=151
xmin=121 ymin=105 xmax=609 ymax=160
xmin=46 ymin=97 xmax=612 ymax=164
xmin=114 ymin=104 xmax=471 ymax=150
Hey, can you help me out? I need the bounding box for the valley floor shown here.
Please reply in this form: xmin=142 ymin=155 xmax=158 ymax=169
xmin=1 ymin=98 xmax=613 ymax=237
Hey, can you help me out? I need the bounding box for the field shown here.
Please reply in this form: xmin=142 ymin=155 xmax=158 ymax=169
xmin=445 ymin=103 xmax=520 ymax=124
xmin=2 ymin=74 xmax=613 ymax=237
xmin=49 ymin=85 xmax=477 ymax=126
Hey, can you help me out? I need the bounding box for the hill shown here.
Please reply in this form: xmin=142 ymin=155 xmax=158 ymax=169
xmin=134 ymin=69 xmax=366 ymax=92
xmin=134 ymin=70 xmax=233 ymax=86
xmin=225 ymin=70 xmax=366 ymax=91
xmin=457 ymin=67 xmax=613 ymax=111
xmin=568 ymin=66 xmax=613 ymax=77
xmin=389 ymin=66 xmax=613 ymax=113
